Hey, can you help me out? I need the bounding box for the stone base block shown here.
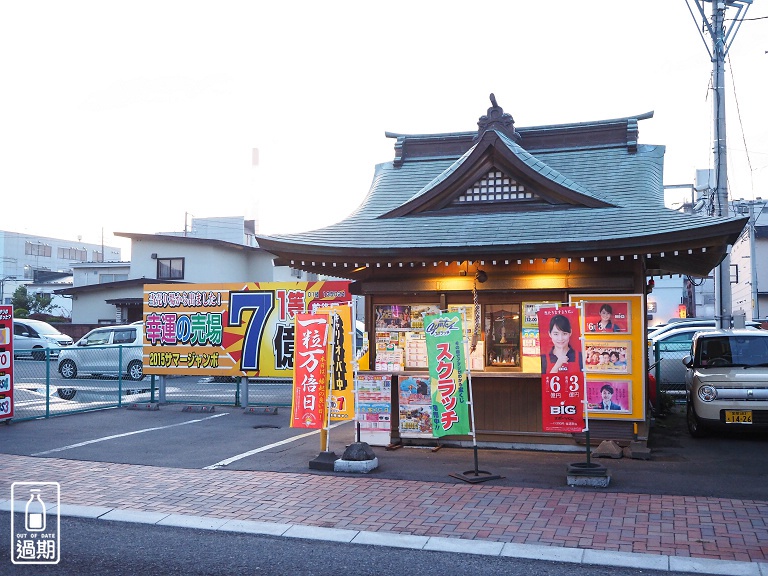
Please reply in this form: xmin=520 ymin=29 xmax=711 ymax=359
xmin=334 ymin=457 xmax=379 ymax=473
xmin=567 ymin=474 xmax=611 ymax=488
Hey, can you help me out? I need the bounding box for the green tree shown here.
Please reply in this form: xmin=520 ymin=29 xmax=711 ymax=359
xmin=11 ymin=285 xmax=55 ymax=315
xmin=29 ymin=292 xmax=55 ymax=315
xmin=11 ymin=285 xmax=30 ymax=312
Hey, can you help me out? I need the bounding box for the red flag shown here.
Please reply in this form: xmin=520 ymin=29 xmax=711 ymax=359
xmin=290 ymin=314 xmax=329 ymax=428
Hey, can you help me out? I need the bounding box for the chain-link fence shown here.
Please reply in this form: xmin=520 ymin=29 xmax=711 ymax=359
xmin=161 ymin=377 xmax=292 ymax=407
xmin=651 ymin=341 xmax=691 ymax=402
xmin=10 ymin=347 xmax=293 ymax=422
xmin=11 ymin=346 xmax=152 ymax=422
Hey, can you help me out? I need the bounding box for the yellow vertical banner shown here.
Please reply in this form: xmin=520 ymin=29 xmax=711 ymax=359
xmin=316 ymin=304 xmax=355 ymax=421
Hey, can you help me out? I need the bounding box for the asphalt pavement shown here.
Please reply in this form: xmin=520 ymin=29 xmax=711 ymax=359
xmin=1 ymin=404 xmax=767 ymax=575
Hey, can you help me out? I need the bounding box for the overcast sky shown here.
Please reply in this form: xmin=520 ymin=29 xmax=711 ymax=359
xmin=1 ymin=1 xmax=766 ymax=258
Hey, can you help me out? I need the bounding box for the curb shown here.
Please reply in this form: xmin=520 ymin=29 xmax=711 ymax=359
xmin=1 ymin=501 xmax=764 ymax=575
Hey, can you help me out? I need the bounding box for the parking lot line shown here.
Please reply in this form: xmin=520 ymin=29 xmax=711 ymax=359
xmin=29 ymin=413 xmax=230 ymax=456
xmin=202 ymin=420 xmax=349 ymax=469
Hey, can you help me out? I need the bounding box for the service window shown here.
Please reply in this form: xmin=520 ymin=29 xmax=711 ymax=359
xmin=484 ymin=304 xmax=521 ymax=368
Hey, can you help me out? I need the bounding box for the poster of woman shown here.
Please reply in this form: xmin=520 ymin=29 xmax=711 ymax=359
xmin=587 ymin=380 xmax=631 ymax=412
xmin=585 ymin=341 xmax=631 ymax=374
xmin=537 ymin=306 xmax=583 ymax=374
xmin=585 ymin=301 xmax=630 ymax=334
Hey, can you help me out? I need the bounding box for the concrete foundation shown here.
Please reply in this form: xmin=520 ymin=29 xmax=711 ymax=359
xmin=334 ymin=457 xmax=379 ymax=473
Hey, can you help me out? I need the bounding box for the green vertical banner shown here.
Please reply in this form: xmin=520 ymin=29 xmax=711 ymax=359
xmin=424 ymin=312 xmax=470 ymax=437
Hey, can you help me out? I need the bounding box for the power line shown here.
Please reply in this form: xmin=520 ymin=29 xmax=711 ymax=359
xmin=727 ymin=52 xmax=755 ymax=198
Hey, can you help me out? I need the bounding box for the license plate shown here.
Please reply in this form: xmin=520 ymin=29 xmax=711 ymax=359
xmin=725 ymin=410 xmax=752 ymax=424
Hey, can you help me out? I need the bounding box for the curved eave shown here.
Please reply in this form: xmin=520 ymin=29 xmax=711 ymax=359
xmin=257 ymin=216 xmax=746 ymax=279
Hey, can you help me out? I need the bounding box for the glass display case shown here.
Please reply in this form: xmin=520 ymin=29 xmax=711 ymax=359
xmin=485 ymin=304 xmax=521 ymax=368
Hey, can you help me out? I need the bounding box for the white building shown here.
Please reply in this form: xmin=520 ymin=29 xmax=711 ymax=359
xmin=0 ymin=229 xmax=121 ymax=313
xmin=730 ymin=199 xmax=768 ymax=322
xmin=57 ymin=216 xmax=315 ymax=324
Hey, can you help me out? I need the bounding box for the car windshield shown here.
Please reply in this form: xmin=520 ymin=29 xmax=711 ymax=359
xmin=696 ymin=336 xmax=768 ymax=367
xmin=33 ymin=323 xmax=63 ymax=335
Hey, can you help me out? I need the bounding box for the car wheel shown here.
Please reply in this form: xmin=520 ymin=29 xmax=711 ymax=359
xmin=57 ymin=387 xmax=77 ymax=401
xmin=32 ymin=348 xmax=46 ymax=361
xmin=126 ymin=360 xmax=144 ymax=381
xmin=59 ymin=359 xmax=78 ymax=379
xmin=686 ymin=401 xmax=707 ymax=438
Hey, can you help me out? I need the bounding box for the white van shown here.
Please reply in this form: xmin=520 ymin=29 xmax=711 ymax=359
xmin=13 ymin=319 xmax=74 ymax=360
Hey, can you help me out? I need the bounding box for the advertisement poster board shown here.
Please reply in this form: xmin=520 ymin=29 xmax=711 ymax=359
xmin=143 ymin=281 xmax=351 ymax=377
xmin=356 ymin=373 xmax=392 ymax=446
xmin=398 ymin=374 xmax=433 ymax=438
xmin=571 ymin=294 xmax=646 ymax=421
xmin=584 ymin=301 xmax=631 ymax=334
xmin=587 ymin=380 xmax=632 ymax=413
xmin=0 ymin=305 xmax=14 ymax=420
xmin=537 ymin=306 xmax=585 ymax=432
xmin=423 ymin=312 xmax=470 ymax=437
xmin=521 ymin=302 xmax=558 ymax=373
xmin=585 ymin=340 xmax=631 ymax=374
xmin=290 ymin=314 xmax=329 ymax=429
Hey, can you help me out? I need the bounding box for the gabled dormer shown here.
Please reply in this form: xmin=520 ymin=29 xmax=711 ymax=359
xmin=382 ymin=96 xmax=615 ymax=218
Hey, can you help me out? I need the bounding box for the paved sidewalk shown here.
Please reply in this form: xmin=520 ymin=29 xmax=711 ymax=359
xmin=1 ymin=454 xmax=767 ymax=575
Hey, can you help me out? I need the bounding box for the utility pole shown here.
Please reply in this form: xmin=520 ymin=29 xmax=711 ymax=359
xmin=686 ymin=0 xmax=752 ymax=328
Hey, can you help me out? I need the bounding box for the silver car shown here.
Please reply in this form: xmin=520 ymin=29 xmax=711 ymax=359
xmin=58 ymin=325 xmax=144 ymax=381
xmin=683 ymin=329 xmax=768 ymax=437
xmin=13 ymin=319 xmax=73 ymax=360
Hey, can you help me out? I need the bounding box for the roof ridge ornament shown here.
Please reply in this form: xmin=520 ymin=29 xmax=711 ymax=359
xmin=475 ymin=93 xmax=522 ymax=144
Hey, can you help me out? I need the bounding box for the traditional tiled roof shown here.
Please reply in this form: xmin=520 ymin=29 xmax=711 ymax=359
xmin=256 ymin=99 xmax=746 ymax=277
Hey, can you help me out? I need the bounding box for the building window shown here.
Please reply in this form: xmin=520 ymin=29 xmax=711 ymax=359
xmin=290 ymin=268 xmax=303 ymax=278
xmin=99 ymin=274 xmax=128 ymax=283
xmin=157 ymin=258 xmax=184 ymax=280
xmin=58 ymin=247 xmax=87 ymax=261
xmin=453 ymin=169 xmax=538 ymax=205
xmin=25 ymin=242 xmax=52 ymax=257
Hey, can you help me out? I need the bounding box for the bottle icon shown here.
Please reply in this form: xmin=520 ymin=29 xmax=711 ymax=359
xmin=25 ymin=489 xmax=46 ymax=532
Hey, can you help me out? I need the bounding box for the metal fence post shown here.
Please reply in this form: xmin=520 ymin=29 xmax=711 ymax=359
xmin=117 ymin=345 xmax=123 ymax=408
xmin=238 ymin=377 xmax=248 ymax=408
xmin=45 ymin=349 xmax=51 ymax=418
xmin=653 ymin=344 xmax=661 ymax=413
xmin=150 ymin=375 xmax=156 ymax=403
xmin=158 ymin=375 xmax=166 ymax=403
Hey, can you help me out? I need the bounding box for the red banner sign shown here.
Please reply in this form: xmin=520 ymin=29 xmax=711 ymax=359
xmin=0 ymin=305 xmax=14 ymax=420
xmin=537 ymin=306 xmax=585 ymax=432
xmin=290 ymin=314 xmax=329 ymax=429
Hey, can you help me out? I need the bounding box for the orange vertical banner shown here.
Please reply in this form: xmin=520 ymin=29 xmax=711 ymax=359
xmin=290 ymin=314 xmax=329 ymax=428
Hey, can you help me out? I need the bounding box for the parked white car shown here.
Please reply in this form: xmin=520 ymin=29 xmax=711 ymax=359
xmin=13 ymin=319 xmax=74 ymax=360
xmin=58 ymin=324 xmax=144 ymax=381
xmin=684 ymin=329 xmax=768 ymax=437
